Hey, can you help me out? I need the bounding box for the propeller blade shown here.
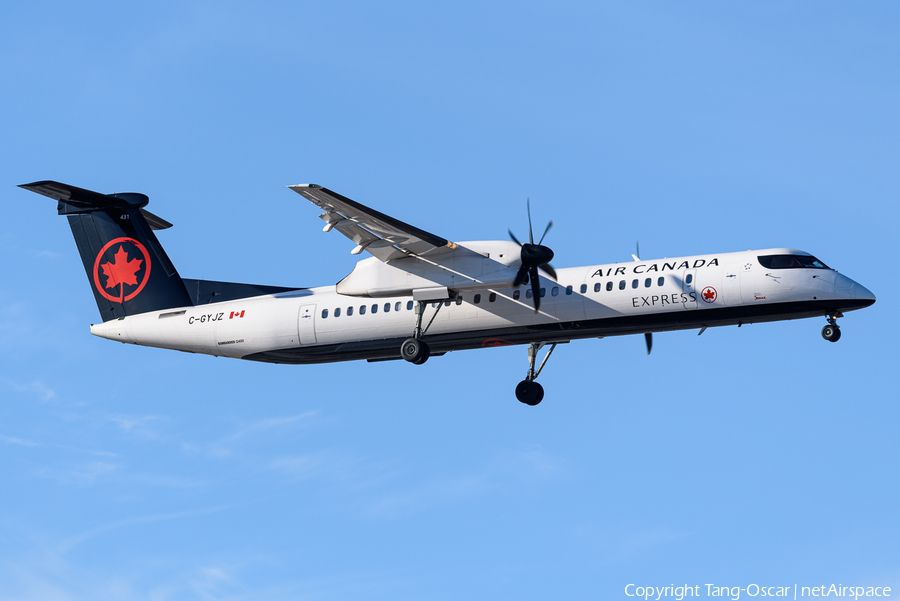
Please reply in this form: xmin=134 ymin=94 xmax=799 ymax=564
xmin=538 ymin=220 xmax=553 ymax=246
xmin=530 ymin=265 xmax=541 ymax=313
xmin=645 ymin=332 xmax=653 ymax=355
xmin=540 ymin=262 xmax=557 ymax=281
xmin=513 ymin=265 xmax=529 ymax=287
xmin=508 ymin=228 xmax=522 ymax=247
xmin=527 ymin=198 xmax=534 ymax=244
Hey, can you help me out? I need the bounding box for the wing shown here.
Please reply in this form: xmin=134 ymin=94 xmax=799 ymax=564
xmin=289 ymin=184 xmax=457 ymax=262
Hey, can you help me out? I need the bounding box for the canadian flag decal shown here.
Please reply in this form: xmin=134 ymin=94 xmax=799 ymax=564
xmin=229 ymin=310 xmax=245 ymax=319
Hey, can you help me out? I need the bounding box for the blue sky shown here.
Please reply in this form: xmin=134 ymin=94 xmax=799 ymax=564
xmin=2 ymin=2 xmax=898 ymax=599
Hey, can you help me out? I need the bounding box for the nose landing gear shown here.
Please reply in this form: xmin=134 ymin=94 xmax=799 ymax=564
xmin=515 ymin=380 xmax=544 ymax=406
xmin=821 ymin=313 xmax=842 ymax=343
xmin=515 ymin=342 xmax=557 ymax=406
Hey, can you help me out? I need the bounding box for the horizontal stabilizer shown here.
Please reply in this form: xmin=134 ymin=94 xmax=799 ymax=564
xmin=19 ymin=180 xmax=173 ymax=229
xmin=140 ymin=209 xmax=173 ymax=230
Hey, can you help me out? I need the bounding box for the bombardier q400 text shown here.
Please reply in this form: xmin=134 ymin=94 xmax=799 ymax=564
xmin=21 ymin=181 xmax=876 ymax=405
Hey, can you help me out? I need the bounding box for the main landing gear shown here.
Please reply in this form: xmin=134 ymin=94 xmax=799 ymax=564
xmin=401 ymin=300 xmax=445 ymax=365
xmin=515 ymin=342 xmax=558 ymax=406
xmin=821 ymin=312 xmax=842 ymax=343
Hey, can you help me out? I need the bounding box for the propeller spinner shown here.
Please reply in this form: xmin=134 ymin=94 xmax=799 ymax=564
xmin=509 ymin=199 xmax=556 ymax=313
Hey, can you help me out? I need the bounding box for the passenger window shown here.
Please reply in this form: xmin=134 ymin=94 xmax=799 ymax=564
xmin=686 ymin=274 xmax=693 ymax=284
xmin=444 ymin=301 xmax=451 ymax=307
xmin=580 ymin=284 xmax=587 ymax=294
xmin=594 ymin=282 xmax=602 ymax=292
xmin=359 ymin=305 xmax=366 ymax=315
xmin=526 ymin=289 xmax=533 ymax=299
xmin=347 ymin=306 xmax=354 ymax=316
xmin=657 ymin=277 xmax=664 ymax=286
xmin=619 ymin=280 xmax=626 ymax=290
xmin=407 ymin=301 xmax=413 ymax=310
xmin=632 ymin=279 xmax=638 ymax=289
xmin=513 ymin=290 xmax=520 ymax=300
xmin=371 ymin=304 xmax=378 ymax=314
xmin=334 ymin=307 xmax=341 ymax=317
xmin=489 ymin=292 xmax=497 ymax=302
xmin=395 ymin=302 xmax=401 ymax=311
xmin=321 ymin=309 xmax=328 ymax=318
xmin=551 ymin=287 xmax=559 ymax=296
xmin=566 ymin=285 xmax=573 ymax=295
xmin=474 ymin=294 xmax=481 ymax=304
xmin=384 ymin=302 xmax=390 ymax=312
xmin=540 ymin=288 xmax=546 ymax=297
xmin=456 ymin=297 xmax=463 ymax=306
xmin=644 ymin=278 xmax=651 ymax=288
xmin=606 ymin=281 xmax=613 ymax=291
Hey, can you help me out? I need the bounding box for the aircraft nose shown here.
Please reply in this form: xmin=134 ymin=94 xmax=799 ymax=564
xmin=851 ymin=282 xmax=876 ymax=305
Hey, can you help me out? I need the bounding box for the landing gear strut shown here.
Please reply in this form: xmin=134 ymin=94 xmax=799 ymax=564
xmin=515 ymin=342 xmax=557 ymax=406
xmin=401 ymin=300 xmax=444 ymax=364
xmin=821 ymin=313 xmax=842 ymax=343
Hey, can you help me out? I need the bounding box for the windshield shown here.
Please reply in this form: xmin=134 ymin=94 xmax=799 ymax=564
xmin=758 ymin=254 xmax=831 ymax=270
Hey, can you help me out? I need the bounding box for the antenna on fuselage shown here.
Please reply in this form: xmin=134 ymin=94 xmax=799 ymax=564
xmin=633 ymin=241 xmax=654 ymax=355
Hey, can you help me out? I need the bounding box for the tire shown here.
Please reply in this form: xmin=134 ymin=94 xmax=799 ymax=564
xmin=401 ymin=338 xmax=430 ymax=363
xmin=821 ymin=325 xmax=841 ymax=342
xmin=515 ymin=380 xmax=544 ymax=406
xmin=412 ymin=343 xmax=431 ymax=364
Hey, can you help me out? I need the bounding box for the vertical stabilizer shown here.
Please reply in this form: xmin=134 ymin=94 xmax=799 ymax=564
xmin=20 ymin=181 xmax=193 ymax=322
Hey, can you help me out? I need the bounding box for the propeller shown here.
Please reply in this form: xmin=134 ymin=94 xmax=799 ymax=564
xmin=509 ymin=199 xmax=556 ymax=313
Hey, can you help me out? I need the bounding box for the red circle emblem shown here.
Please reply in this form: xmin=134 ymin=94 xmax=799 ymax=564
xmin=482 ymin=338 xmax=513 ymax=348
xmin=92 ymin=237 xmax=152 ymax=304
xmin=701 ymin=286 xmax=717 ymax=303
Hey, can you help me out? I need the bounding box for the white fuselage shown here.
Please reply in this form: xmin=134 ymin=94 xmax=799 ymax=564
xmin=89 ymin=246 xmax=875 ymax=364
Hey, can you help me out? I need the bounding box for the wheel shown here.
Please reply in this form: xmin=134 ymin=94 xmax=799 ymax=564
xmin=412 ymin=343 xmax=430 ymax=364
xmin=821 ymin=324 xmax=841 ymax=342
xmin=515 ymin=380 xmax=544 ymax=406
xmin=401 ymin=338 xmax=430 ymax=363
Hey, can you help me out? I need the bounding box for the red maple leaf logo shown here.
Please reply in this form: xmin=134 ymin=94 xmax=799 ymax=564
xmin=702 ymin=287 xmax=717 ymax=302
xmin=100 ymin=245 xmax=143 ymax=303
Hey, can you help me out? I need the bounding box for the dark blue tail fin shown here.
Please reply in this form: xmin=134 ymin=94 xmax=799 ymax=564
xmin=20 ymin=181 xmax=193 ymax=322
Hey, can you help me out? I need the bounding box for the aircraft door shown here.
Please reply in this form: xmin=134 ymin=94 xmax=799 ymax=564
xmin=722 ymin=263 xmax=742 ymax=305
xmin=298 ymin=304 xmax=317 ymax=344
xmin=682 ymin=269 xmax=698 ymax=309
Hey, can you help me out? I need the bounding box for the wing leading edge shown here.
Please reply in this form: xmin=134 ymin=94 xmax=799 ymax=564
xmin=289 ymin=184 xmax=457 ymax=262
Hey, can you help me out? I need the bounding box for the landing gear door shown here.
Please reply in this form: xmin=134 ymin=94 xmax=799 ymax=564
xmin=682 ymin=269 xmax=697 ymax=309
xmin=298 ymin=304 xmax=317 ymax=345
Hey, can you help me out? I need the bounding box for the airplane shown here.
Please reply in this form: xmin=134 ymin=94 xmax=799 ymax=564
xmin=21 ymin=180 xmax=876 ymax=405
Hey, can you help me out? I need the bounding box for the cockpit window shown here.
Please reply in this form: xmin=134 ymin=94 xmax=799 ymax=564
xmin=758 ymin=254 xmax=830 ymax=270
